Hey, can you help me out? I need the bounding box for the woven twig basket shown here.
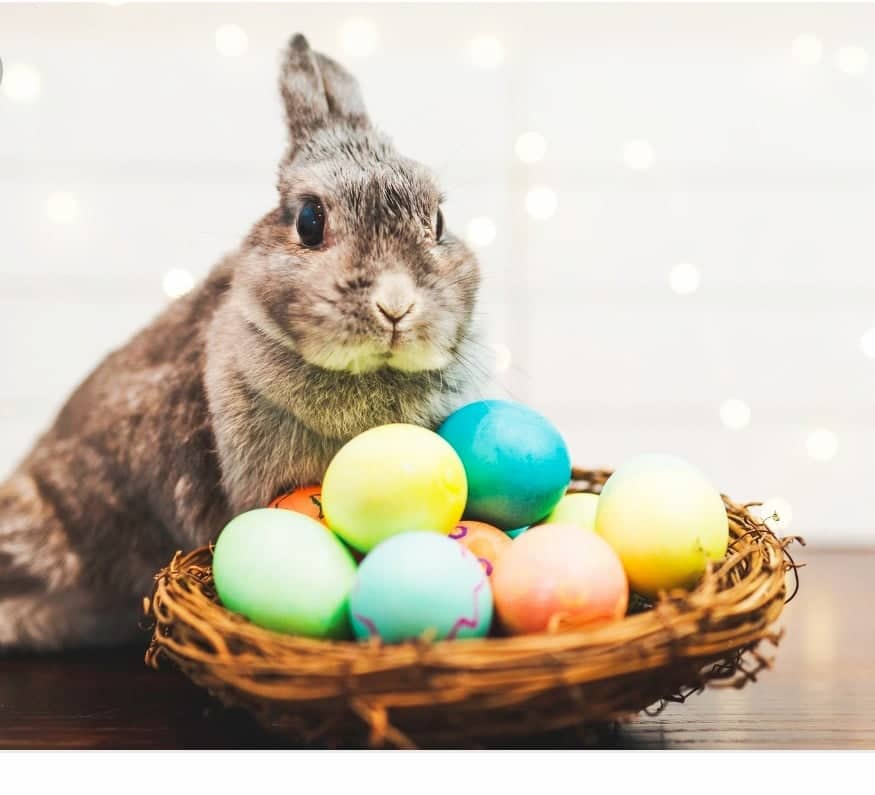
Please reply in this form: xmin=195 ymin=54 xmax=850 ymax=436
xmin=144 ymin=468 xmax=803 ymax=748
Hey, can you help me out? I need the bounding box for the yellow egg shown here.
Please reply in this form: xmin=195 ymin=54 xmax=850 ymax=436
xmin=322 ymin=424 xmax=467 ymax=553
xmin=540 ymin=492 xmax=600 ymax=531
xmin=594 ymin=454 xmax=729 ymax=598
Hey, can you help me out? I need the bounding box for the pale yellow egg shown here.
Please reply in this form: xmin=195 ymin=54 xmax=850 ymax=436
xmin=541 ymin=492 xmax=600 ymax=530
xmin=594 ymin=454 xmax=728 ymax=598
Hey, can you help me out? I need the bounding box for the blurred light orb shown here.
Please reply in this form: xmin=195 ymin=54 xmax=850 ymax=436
xmin=758 ymin=497 xmax=794 ymax=533
xmin=468 ymin=35 xmax=504 ymax=69
xmin=623 ymin=139 xmax=654 ymax=171
xmin=490 ymin=343 xmax=513 ymax=374
xmin=466 ymin=216 xmax=497 ymax=249
xmin=720 ymin=399 xmax=751 ymax=430
xmin=860 ymin=327 xmax=875 ymax=359
xmin=339 ymin=17 xmax=379 ymax=57
xmin=669 ymin=262 xmax=700 ymax=295
xmin=45 ymin=192 xmax=80 ymax=225
xmin=163 ymin=268 xmax=195 ymax=299
xmin=837 ymin=45 xmax=869 ymax=75
xmin=791 ymin=34 xmax=823 ymax=65
xmin=806 ymin=428 xmax=838 ymax=462
xmin=524 ymin=187 xmax=557 ymax=220
xmin=515 ymin=131 xmax=547 ymax=164
xmin=1 ymin=63 xmax=42 ymax=103
xmin=215 ymin=24 xmax=249 ymax=57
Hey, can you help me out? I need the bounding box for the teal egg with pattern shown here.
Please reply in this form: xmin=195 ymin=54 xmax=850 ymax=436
xmin=349 ymin=531 xmax=493 ymax=643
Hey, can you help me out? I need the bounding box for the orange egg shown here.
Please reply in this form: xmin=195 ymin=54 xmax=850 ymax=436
xmin=448 ymin=520 xmax=511 ymax=576
xmin=269 ymin=485 xmax=328 ymax=526
xmin=269 ymin=485 xmax=364 ymax=562
xmin=491 ymin=523 xmax=628 ymax=635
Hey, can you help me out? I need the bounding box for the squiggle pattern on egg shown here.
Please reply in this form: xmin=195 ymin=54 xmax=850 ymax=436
xmin=446 ymin=572 xmax=488 ymax=641
xmin=449 ymin=524 xmax=468 ymax=539
xmin=352 ymin=612 xmax=379 ymax=638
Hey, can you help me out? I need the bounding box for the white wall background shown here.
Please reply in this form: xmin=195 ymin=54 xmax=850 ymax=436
xmin=1 ymin=2 xmax=873 ymax=546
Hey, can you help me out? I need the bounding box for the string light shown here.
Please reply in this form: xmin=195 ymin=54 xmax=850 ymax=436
xmin=468 ymin=35 xmax=504 ymax=69
xmin=524 ymin=187 xmax=557 ymax=220
xmin=860 ymin=328 xmax=875 ymax=359
xmin=669 ymin=263 xmax=700 ymax=295
xmin=791 ymin=34 xmax=823 ymax=65
xmin=837 ymin=45 xmax=869 ymax=75
xmin=806 ymin=428 xmax=838 ymax=461
xmin=515 ymin=131 xmax=547 ymax=164
xmin=163 ymin=268 xmax=195 ymax=299
xmin=719 ymin=399 xmax=751 ymax=430
xmin=45 ymin=192 xmax=80 ymax=225
xmin=339 ymin=17 xmax=378 ymax=57
xmin=465 ymin=216 xmax=497 ymax=249
xmin=214 ymin=24 xmax=248 ymax=57
xmin=1 ymin=63 xmax=41 ymax=103
xmin=490 ymin=343 xmax=513 ymax=374
xmin=623 ymin=140 xmax=654 ymax=171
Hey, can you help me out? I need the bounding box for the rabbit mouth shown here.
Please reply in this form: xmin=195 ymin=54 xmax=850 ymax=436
xmin=299 ymin=335 xmax=450 ymax=375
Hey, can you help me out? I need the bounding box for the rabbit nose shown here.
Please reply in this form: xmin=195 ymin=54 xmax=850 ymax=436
xmin=376 ymin=300 xmax=415 ymax=324
xmin=372 ymin=272 xmax=417 ymax=326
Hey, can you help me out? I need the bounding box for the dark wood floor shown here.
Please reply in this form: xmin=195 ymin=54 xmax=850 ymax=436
xmin=1 ymin=550 xmax=872 ymax=749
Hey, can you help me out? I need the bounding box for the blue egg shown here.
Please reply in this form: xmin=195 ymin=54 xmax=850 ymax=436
xmin=349 ymin=531 xmax=493 ymax=643
xmin=438 ymin=400 xmax=571 ymax=530
xmin=505 ymin=525 xmax=530 ymax=539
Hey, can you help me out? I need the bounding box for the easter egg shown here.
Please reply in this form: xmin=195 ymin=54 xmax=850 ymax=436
xmin=349 ymin=531 xmax=493 ymax=643
xmin=437 ymin=400 xmax=571 ymax=530
xmin=213 ymin=508 xmax=357 ymax=638
xmin=505 ymin=525 xmax=530 ymax=539
xmin=269 ymin=484 xmax=327 ymax=526
xmin=541 ymin=492 xmax=599 ymax=531
xmin=492 ymin=523 xmax=628 ymax=635
xmin=322 ymin=424 xmax=467 ymax=553
xmin=594 ymin=454 xmax=729 ymax=598
xmin=449 ymin=520 xmax=511 ymax=576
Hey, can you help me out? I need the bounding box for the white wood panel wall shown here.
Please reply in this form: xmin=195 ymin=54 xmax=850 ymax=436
xmin=1 ymin=3 xmax=873 ymax=545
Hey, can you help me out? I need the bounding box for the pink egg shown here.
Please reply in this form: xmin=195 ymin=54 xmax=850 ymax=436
xmin=491 ymin=523 xmax=629 ymax=635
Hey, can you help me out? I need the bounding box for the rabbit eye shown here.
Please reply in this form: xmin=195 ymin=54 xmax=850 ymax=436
xmin=296 ymin=199 xmax=326 ymax=248
xmin=435 ymin=208 xmax=444 ymax=242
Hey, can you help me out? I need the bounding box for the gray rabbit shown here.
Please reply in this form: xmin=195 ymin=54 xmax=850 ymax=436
xmin=0 ymin=34 xmax=491 ymax=650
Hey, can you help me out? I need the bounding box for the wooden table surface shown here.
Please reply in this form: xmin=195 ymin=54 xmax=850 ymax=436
xmin=1 ymin=549 xmax=873 ymax=749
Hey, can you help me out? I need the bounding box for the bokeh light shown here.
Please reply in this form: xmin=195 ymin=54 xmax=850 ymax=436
xmin=1 ymin=63 xmax=42 ymax=103
xmin=162 ymin=268 xmax=195 ymax=299
xmin=468 ymin=35 xmax=504 ymax=69
xmin=466 ymin=216 xmax=497 ymax=249
xmin=514 ymin=131 xmax=547 ymax=164
xmin=339 ymin=17 xmax=379 ymax=57
xmin=215 ymin=24 xmax=249 ymax=57
xmin=524 ymin=187 xmax=557 ymax=220
xmin=669 ymin=263 xmax=700 ymax=295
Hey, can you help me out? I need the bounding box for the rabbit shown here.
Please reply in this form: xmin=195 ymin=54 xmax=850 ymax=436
xmin=0 ymin=33 xmax=492 ymax=651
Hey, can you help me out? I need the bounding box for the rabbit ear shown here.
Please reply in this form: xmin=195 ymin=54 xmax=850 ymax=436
xmin=279 ymin=34 xmax=369 ymax=149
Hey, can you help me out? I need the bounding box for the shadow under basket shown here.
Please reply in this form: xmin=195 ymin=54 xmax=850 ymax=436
xmin=143 ymin=468 xmax=804 ymax=749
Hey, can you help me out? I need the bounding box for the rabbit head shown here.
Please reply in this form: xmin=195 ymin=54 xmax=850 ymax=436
xmin=234 ymin=34 xmax=482 ymax=378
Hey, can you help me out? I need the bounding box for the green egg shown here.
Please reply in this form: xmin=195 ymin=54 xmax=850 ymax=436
xmin=213 ymin=508 xmax=357 ymax=639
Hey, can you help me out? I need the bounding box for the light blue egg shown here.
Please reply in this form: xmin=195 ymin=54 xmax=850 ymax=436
xmin=505 ymin=525 xmax=530 ymax=539
xmin=349 ymin=531 xmax=493 ymax=643
xmin=438 ymin=400 xmax=571 ymax=530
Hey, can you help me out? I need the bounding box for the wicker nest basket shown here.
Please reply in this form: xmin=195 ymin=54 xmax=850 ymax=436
xmin=144 ymin=467 xmax=803 ymax=749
